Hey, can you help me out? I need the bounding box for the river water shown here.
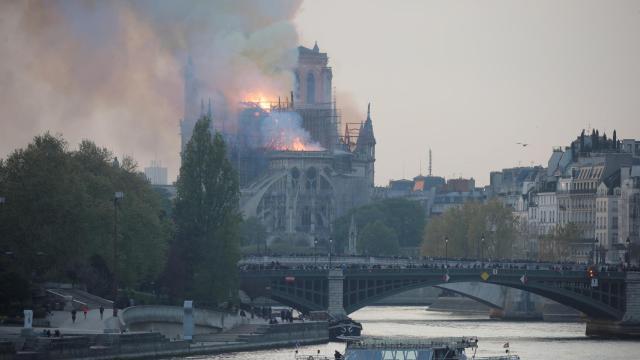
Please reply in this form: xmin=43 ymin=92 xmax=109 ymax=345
xmin=188 ymin=306 xmax=640 ymax=360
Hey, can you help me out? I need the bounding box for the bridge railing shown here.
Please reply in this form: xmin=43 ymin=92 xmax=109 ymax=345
xmin=239 ymin=259 xmax=626 ymax=277
xmin=239 ymin=266 xmax=626 ymax=280
xmin=240 ymin=255 xmax=627 ymax=270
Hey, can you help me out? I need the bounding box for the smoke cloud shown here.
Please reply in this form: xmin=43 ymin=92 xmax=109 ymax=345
xmin=0 ymin=0 xmax=302 ymax=181
xmin=261 ymin=111 xmax=323 ymax=151
xmin=336 ymin=90 xmax=366 ymax=131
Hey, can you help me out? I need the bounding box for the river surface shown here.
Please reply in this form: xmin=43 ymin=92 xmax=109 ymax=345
xmin=186 ymin=306 xmax=640 ymax=360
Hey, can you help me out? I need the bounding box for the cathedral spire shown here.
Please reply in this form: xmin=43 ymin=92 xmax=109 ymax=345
xmin=367 ymin=102 xmax=371 ymax=120
xmin=313 ymin=41 xmax=319 ymax=52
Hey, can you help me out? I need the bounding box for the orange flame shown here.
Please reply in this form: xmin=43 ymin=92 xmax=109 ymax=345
xmin=243 ymin=91 xmax=272 ymax=110
xmin=266 ymin=136 xmax=324 ymax=152
xmin=291 ymin=137 xmax=306 ymax=151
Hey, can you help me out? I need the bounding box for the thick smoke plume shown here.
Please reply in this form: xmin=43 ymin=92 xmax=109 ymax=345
xmin=0 ymin=0 xmax=302 ymax=180
xmin=261 ymin=111 xmax=323 ymax=151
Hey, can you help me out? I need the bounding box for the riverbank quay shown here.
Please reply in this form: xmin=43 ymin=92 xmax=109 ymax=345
xmin=0 ymin=321 xmax=328 ymax=359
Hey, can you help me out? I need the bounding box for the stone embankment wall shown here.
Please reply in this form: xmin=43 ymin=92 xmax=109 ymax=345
xmin=9 ymin=322 xmax=328 ymax=360
xmin=120 ymin=305 xmax=248 ymax=339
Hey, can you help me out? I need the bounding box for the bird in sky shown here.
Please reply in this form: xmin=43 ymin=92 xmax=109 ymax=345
xmin=516 ymin=142 xmax=529 ymax=147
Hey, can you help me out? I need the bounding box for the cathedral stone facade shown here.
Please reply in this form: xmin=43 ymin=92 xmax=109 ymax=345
xmin=180 ymin=44 xmax=376 ymax=248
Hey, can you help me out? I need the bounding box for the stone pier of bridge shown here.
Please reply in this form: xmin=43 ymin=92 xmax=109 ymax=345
xmin=586 ymin=271 xmax=640 ymax=338
xmin=327 ymin=269 xmax=346 ymax=316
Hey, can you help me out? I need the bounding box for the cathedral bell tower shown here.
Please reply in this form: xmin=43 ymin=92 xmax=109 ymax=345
xmin=294 ymin=42 xmax=333 ymax=109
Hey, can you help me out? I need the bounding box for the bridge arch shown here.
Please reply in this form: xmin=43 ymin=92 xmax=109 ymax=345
xmin=341 ymin=269 xmax=624 ymax=319
xmin=433 ymin=283 xmax=506 ymax=310
xmin=239 ymin=268 xmax=626 ymax=321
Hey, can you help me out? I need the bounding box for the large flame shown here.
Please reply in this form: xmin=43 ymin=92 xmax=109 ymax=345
xmin=255 ymin=104 xmax=325 ymax=152
xmin=265 ymin=132 xmax=324 ymax=152
xmin=243 ymin=92 xmax=273 ymax=110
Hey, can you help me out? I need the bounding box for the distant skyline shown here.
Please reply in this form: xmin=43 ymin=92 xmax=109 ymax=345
xmin=295 ymin=0 xmax=640 ymax=185
xmin=1 ymin=1 xmax=639 ymax=186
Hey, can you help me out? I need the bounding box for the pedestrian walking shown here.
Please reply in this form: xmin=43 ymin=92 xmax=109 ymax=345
xmin=71 ymin=309 xmax=76 ymax=324
xmin=82 ymin=306 xmax=88 ymax=320
xmin=99 ymin=305 xmax=104 ymax=320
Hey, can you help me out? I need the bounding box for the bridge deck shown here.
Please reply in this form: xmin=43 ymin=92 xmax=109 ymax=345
xmin=240 ymin=262 xmax=628 ymax=320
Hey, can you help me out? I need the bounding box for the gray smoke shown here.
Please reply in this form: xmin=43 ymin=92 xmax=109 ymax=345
xmin=0 ymin=0 xmax=302 ymax=181
xmin=261 ymin=111 xmax=323 ymax=151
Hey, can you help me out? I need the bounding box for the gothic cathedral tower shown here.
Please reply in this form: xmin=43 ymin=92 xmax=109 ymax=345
xmin=294 ymin=42 xmax=333 ymax=108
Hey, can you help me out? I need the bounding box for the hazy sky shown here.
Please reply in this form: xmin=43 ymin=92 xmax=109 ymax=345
xmin=295 ymin=0 xmax=640 ymax=185
xmin=2 ymin=1 xmax=640 ymax=187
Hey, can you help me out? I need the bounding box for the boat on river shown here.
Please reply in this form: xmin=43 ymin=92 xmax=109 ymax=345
xmin=296 ymin=337 xmax=520 ymax=360
xmin=328 ymin=314 xmax=362 ymax=340
xmin=341 ymin=337 xmax=519 ymax=360
xmin=308 ymin=311 xmax=362 ymax=341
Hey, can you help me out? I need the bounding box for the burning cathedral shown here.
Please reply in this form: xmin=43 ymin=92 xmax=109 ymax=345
xmin=179 ymin=43 xmax=376 ymax=247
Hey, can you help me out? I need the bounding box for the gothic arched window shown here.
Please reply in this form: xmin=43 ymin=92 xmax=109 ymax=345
xmin=306 ymin=72 xmax=315 ymax=104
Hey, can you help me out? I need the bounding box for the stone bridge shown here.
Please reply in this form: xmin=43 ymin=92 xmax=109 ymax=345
xmin=238 ymin=257 xmax=640 ymax=337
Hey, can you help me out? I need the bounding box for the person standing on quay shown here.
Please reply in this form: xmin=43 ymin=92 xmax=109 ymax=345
xmin=71 ymin=309 xmax=76 ymax=324
xmin=99 ymin=305 xmax=104 ymax=320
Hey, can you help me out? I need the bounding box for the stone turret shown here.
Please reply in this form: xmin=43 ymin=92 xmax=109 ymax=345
xmin=355 ymin=103 xmax=376 ymax=161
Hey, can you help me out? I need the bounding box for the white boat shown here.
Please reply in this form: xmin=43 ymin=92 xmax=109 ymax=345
xmin=295 ymin=337 xmax=520 ymax=360
xmin=341 ymin=337 xmax=519 ymax=360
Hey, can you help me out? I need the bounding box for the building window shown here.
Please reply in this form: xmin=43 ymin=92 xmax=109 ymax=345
xmin=306 ymin=72 xmax=316 ymax=104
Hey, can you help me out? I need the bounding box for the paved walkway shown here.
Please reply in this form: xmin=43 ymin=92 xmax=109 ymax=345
xmin=44 ymin=309 xmax=120 ymax=334
xmin=0 ymin=308 xmax=270 ymax=340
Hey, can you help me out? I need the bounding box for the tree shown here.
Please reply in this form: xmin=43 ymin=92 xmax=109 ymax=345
xmin=169 ymin=116 xmax=240 ymax=304
xmin=359 ymin=220 xmax=399 ymax=256
xmin=0 ymin=133 xmax=172 ymax=302
xmin=421 ymin=199 xmax=517 ymax=259
xmin=72 ymin=140 xmax=170 ymax=293
xmin=538 ymin=223 xmax=580 ymax=261
xmin=240 ymin=217 xmax=267 ymax=253
xmin=332 ymin=198 xmax=425 ymax=254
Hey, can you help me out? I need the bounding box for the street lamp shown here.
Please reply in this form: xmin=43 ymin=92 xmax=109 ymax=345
xmin=314 ymin=237 xmax=318 ymax=266
xmin=627 ymin=237 xmax=632 ymax=269
xmin=113 ymin=191 xmax=124 ymax=316
xmin=444 ymin=236 xmax=449 ymax=269
xmin=0 ymin=197 xmax=5 ymax=224
xmin=0 ymin=197 xmax=6 ymax=268
xmin=328 ymin=238 xmax=333 ymax=269
xmin=481 ymin=233 xmax=485 ymax=268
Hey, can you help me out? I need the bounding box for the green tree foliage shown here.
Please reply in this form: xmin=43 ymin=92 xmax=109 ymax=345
xmin=538 ymin=223 xmax=581 ymax=261
xmin=169 ymin=116 xmax=240 ymax=304
xmin=0 ymin=271 xmax=30 ymax=316
xmin=0 ymin=133 xmax=171 ymax=298
xmin=240 ymin=216 xmax=267 ymax=253
xmin=421 ymin=199 xmax=517 ymax=259
xmin=359 ymin=220 xmax=400 ymax=256
xmin=332 ymin=198 xmax=425 ymax=254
